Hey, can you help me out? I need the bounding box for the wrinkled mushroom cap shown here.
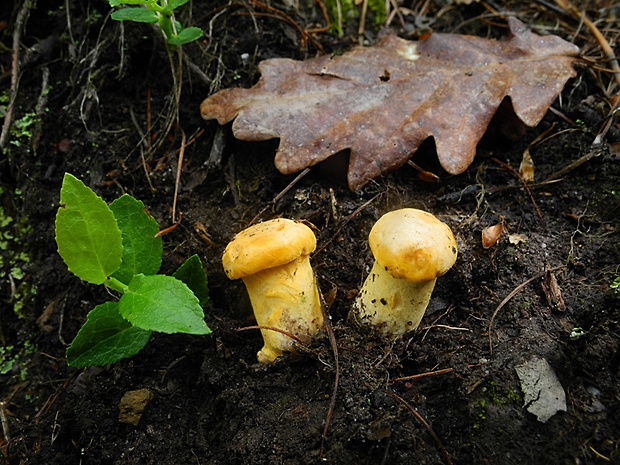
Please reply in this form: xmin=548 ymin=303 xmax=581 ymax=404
xmin=222 ymin=218 xmax=316 ymax=279
xmin=369 ymin=208 xmax=457 ymax=283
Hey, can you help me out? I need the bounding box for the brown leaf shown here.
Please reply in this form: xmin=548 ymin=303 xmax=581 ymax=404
xmin=201 ymin=18 xmax=579 ymax=190
xmin=519 ymin=148 xmax=535 ymax=182
xmin=482 ymin=223 xmax=504 ymax=248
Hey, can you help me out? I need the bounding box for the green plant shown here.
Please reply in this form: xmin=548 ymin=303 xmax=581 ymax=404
xmin=325 ymin=0 xmax=385 ymax=35
xmin=108 ymin=0 xmax=203 ymax=46
xmin=611 ymin=275 xmax=620 ymax=292
xmin=9 ymin=112 xmax=37 ymax=147
xmin=55 ymin=173 xmax=210 ymax=367
xmin=0 ymin=341 xmax=36 ymax=379
xmin=0 ymin=187 xmax=35 ymax=317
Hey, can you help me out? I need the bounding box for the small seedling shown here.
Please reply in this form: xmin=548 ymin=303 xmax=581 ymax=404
xmin=55 ymin=173 xmax=210 ymax=367
xmin=108 ymin=0 xmax=203 ymax=46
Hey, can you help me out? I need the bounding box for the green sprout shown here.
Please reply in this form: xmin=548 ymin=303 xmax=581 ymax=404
xmin=611 ymin=275 xmax=620 ymax=292
xmin=108 ymin=0 xmax=203 ymax=46
xmin=55 ymin=173 xmax=210 ymax=367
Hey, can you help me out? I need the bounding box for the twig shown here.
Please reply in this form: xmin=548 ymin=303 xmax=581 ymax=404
xmin=154 ymin=213 xmax=182 ymax=238
xmin=0 ymin=0 xmax=33 ymax=149
xmin=380 ymin=390 xmax=452 ymax=465
xmin=487 ymin=265 xmax=564 ymax=355
xmin=235 ymin=325 xmax=302 ymax=344
xmin=306 ymin=0 xmax=330 ymax=34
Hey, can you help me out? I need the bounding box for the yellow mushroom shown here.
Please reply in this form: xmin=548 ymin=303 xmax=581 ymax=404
xmin=222 ymin=218 xmax=323 ymax=363
xmin=353 ymin=208 xmax=457 ymax=338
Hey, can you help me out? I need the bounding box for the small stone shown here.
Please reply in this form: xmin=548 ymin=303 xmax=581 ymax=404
xmin=515 ymin=357 xmax=566 ymax=423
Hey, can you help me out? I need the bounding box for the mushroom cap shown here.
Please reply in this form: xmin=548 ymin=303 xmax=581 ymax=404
xmin=222 ymin=218 xmax=316 ymax=279
xmin=369 ymin=208 xmax=457 ymax=283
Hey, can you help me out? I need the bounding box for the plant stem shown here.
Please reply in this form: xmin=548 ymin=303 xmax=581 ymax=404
xmin=105 ymin=276 xmax=130 ymax=294
xmin=150 ymin=0 xmax=176 ymax=43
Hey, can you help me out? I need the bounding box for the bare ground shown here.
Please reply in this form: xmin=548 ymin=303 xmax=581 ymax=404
xmin=1 ymin=1 xmax=619 ymax=464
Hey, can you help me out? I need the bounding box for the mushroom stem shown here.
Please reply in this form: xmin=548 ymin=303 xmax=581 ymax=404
xmin=354 ymin=261 xmax=436 ymax=337
xmin=241 ymin=256 xmax=323 ymax=363
xmin=351 ymin=208 xmax=457 ymax=339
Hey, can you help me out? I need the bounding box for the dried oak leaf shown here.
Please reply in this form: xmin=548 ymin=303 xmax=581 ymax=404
xmin=200 ymin=18 xmax=579 ymax=190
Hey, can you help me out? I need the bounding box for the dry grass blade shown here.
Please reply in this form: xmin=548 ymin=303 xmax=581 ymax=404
xmin=554 ymin=0 xmax=620 ymax=90
xmin=552 ymin=0 xmax=619 ymax=144
xmin=172 ymin=130 xmax=187 ymax=223
xmin=389 ymin=368 xmax=454 ymax=383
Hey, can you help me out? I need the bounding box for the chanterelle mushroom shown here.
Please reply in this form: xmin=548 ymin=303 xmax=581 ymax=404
xmin=222 ymin=218 xmax=323 ymax=363
xmin=353 ymin=208 xmax=457 ymax=338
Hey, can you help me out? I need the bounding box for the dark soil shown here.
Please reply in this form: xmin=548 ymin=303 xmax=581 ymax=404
xmin=1 ymin=1 xmax=619 ymax=464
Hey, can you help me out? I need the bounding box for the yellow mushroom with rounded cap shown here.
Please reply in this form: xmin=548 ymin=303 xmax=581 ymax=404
xmin=222 ymin=218 xmax=323 ymax=363
xmin=353 ymin=208 xmax=457 ymax=338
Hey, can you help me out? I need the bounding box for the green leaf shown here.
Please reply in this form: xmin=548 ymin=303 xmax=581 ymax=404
xmin=173 ymin=254 xmax=209 ymax=306
xmin=120 ymin=274 xmax=210 ymax=335
xmin=66 ymin=302 xmax=152 ymax=367
xmin=109 ymin=194 xmax=162 ymax=284
xmin=55 ymin=173 xmax=123 ymax=285
xmin=109 ymin=0 xmax=149 ymax=6
xmin=111 ymin=8 xmax=159 ymax=23
xmin=167 ymin=27 xmax=203 ymax=45
xmin=168 ymin=0 xmax=191 ymax=9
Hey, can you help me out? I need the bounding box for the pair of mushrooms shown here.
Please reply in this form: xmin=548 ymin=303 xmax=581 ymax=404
xmin=222 ymin=209 xmax=457 ymax=363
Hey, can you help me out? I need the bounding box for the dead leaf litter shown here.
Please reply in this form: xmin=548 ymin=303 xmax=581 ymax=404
xmin=201 ymin=18 xmax=579 ymax=190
